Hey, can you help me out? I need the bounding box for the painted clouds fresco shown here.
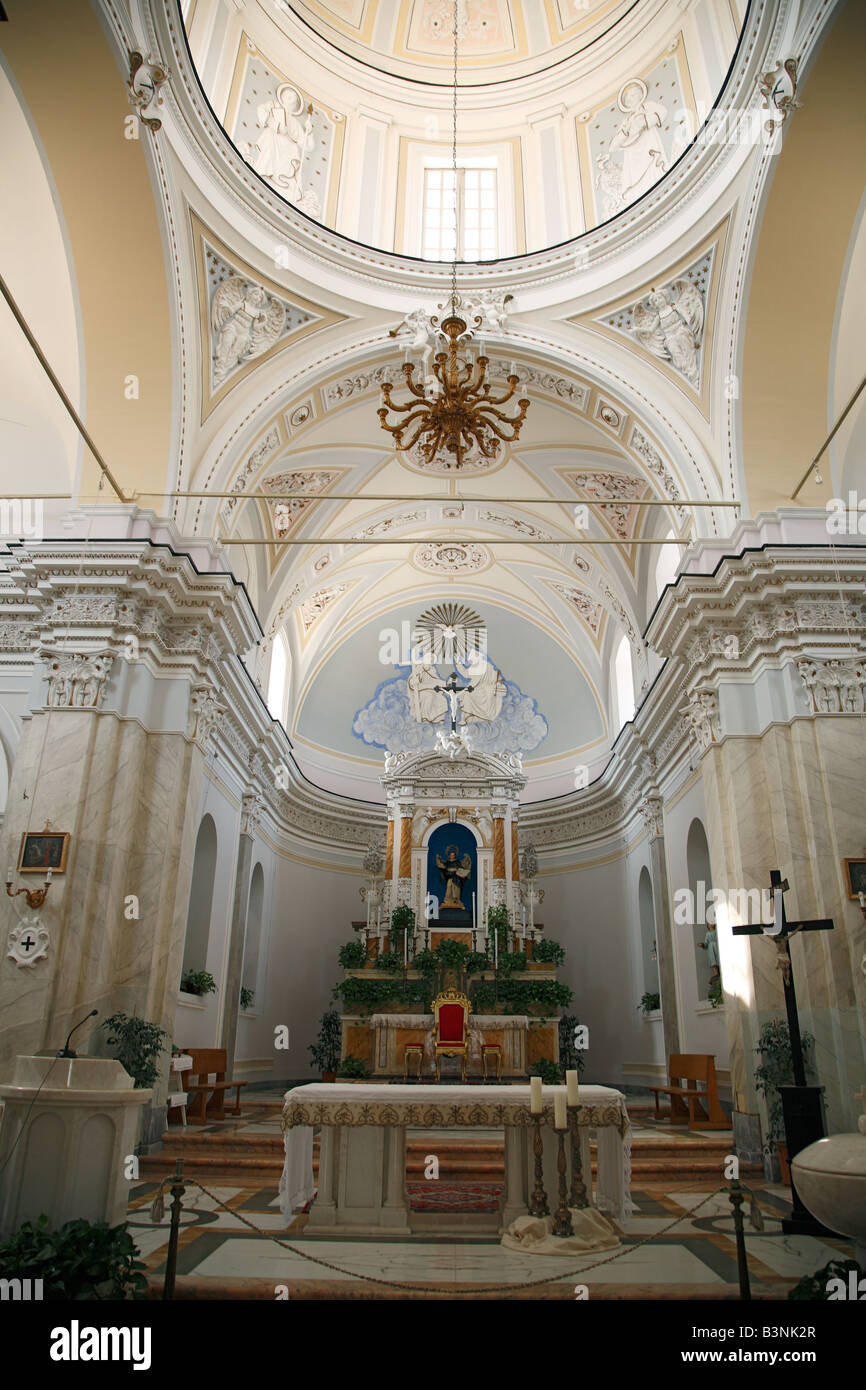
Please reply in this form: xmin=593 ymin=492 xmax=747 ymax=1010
xmin=352 ymin=660 xmax=548 ymax=755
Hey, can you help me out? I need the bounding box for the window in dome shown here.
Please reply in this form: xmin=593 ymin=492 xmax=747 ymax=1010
xmin=422 ymin=164 xmax=499 ymax=261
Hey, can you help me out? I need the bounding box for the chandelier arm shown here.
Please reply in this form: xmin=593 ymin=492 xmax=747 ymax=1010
xmin=477 ymin=383 xmax=519 ymax=406
xmin=474 ymin=402 xmax=530 ymax=427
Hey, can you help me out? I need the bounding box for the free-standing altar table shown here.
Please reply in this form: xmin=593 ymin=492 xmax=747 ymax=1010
xmin=280 ymin=1082 xmax=631 ymax=1235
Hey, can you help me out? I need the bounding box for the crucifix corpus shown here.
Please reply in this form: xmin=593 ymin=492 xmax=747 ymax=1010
xmin=732 ymin=868 xmax=836 ymax=1236
xmin=434 ymin=670 xmax=474 ymax=733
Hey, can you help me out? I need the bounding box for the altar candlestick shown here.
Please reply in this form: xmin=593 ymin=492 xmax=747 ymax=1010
xmin=530 ymin=1075 xmax=543 ymax=1114
xmin=566 ymin=1069 xmax=579 ymax=1106
xmin=554 ymin=1089 xmax=567 ymax=1131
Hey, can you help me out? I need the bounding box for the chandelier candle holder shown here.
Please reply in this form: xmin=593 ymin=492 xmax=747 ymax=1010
xmin=553 ymin=1089 xmax=574 ymax=1238
xmin=6 ymin=866 xmax=52 ymax=911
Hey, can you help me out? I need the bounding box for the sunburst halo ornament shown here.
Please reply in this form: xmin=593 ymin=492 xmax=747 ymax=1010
xmin=414 ymin=603 xmax=485 ymax=665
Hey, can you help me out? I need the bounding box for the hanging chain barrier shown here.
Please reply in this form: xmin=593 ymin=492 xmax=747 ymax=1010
xmin=149 ymin=1162 xmax=764 ymax=1299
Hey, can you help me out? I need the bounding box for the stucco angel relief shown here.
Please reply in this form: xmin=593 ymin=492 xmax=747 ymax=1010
xmin=211 ymin=277 xmax=286 ymax=385
xmin=632 ymin=280 xmax=704 ymax=385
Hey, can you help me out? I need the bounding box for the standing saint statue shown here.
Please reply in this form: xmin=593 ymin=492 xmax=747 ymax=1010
xmin=436 ymin=846 xmax=472 ymax=909
xmin=252 ymin=84 xmax=318 ymax=211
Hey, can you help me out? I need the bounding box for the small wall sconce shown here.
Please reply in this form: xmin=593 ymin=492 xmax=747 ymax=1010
xmin=7 ymin=866 xmax=52 ymax=910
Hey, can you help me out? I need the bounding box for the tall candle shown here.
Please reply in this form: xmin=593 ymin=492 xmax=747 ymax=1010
xmin=472 ymin=892 xmax=476 ymax=930
xmin=404 ymin=931 xmax=408 ymax=966
xmin=860 ymin=891 xmax=865 ymax=909
xmin=530 ymin=1075 xmax=543 ymax=1114
xmin=554 ymin=1089 xmax=567 ymax=1130
xmin=566 ymin=1069 xmax=579 ymax=1107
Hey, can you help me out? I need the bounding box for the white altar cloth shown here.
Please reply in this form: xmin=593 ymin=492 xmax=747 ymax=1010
xmin=280 ymin=1082 xmax=631 ymax=1227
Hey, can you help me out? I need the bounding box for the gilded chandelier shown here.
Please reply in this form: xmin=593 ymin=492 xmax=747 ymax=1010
xmin=377 ymin=308 xmax=530 ymax=469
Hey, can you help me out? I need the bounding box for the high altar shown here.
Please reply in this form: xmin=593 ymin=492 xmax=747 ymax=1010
xmin=341 ymin=747 xmax=561 ymax=1080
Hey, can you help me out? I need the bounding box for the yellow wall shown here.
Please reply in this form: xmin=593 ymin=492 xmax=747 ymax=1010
xmin=2 ymin=0 xmax=174 ymax=501
xmin=742 ymin=0 xmax=866 ymax=513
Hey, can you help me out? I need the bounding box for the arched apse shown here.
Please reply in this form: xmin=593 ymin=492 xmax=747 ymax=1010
xmin=181 ymin=814 xmax=218 ymax=982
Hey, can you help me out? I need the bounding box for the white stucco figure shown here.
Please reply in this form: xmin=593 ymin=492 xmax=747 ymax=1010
xmin=459 ymin=661 xmax=506 ymax=723
xmin=408 ymin=663 xmax=448 ymax=724
xmin=211 ymin=277 xmax=286 ymax=384
xmin=632 ymin=280 xmax=704 ymax=384
xmin=252 ymin=84 xmax=318 ymax=211
xmin=597 ymin=79 xmax=668 ymax=217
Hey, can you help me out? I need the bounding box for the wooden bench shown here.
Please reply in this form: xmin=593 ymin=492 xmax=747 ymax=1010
xmin=178 ymin=1047 xmax=247 ymax=1124
xmin=648 ymin=1054 xmax=730 ymax=1130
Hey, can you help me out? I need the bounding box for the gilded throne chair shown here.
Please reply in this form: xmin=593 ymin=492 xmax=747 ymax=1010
xmin=432 ymin=988 xmax=472 ymax=1082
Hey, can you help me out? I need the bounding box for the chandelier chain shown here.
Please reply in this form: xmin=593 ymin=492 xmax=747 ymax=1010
xmin=451 ymin=0 xmax=458 ymax=312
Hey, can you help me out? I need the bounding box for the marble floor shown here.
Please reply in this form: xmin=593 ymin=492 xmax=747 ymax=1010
xmin=126 ymin=1173 xmax=854 ymax=1299
xmin=128 ymin=1090 xmax=854 ymax=1298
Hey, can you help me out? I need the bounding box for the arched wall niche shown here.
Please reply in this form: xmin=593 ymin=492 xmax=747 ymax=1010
xmin=686 ymin=817 xmax=714 ymax=1002
xmin=638 ymin=865 xmax=659 ymax=1000
xmin=181 ymin=814 xmax=219 ymax=982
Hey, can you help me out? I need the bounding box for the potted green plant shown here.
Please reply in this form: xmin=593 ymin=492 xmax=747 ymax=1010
xmin=0 ymin=1216 xmax=148 ymax=1300
xmin=101 ymin=1014 xmax=167 ymax=1090
xmin=338 ymin=940 xmax=368 ymax=970
xmin=754 ymin=1017 xmax=816 ymax=1184
xmin=180 ymin=969 xmax=217 ymax=997
xmin=558 ymin=1014 xmax=587 ymax=1076
xmin=239 ymin=986 xmax=255 ymax=1010
xmin=337 ymin=1054 xmax=370 ymax=1081
xmin=530 ymin=1058 xmax=562 ymax=1086
xmin=308 ymin=1008 xmax=342 ymax=1081
xmin=638 ymin=991 xmax=661 ymax=1016
xmin=531 ymin=938 xmax=565 ymax=968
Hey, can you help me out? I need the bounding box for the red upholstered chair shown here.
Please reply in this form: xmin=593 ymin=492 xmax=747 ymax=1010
xmin=432 ymin=988 xmax=472 ymax=1082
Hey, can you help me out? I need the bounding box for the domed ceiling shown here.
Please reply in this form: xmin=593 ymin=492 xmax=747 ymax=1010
xmin=184 ymin=0 xmax=744 ymax=256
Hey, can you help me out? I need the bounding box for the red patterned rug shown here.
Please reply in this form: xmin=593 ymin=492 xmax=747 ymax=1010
xmin=406 ymin=1181 xmax=504 ymax=1213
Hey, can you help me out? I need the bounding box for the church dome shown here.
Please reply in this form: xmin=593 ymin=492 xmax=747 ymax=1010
xmin=184 ymin=0 xmax=745 ymax=259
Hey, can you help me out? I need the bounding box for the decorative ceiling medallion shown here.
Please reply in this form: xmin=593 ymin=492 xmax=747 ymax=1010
xmin=191 ymin=211 xmax=348 ymax=422
xmin=412 ymin=542 xmax=492 ymax=575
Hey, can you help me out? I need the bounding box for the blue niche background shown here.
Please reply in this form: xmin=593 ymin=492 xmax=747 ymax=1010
xmin=426 ymin=823 xmax=478 ymax=919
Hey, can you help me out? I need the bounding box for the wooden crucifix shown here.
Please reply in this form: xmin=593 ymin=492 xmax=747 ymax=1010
xmin=434 ymin=670 xmax=474 ymax=734
xmin=733 ymin=869 xmax=835 ymax=1235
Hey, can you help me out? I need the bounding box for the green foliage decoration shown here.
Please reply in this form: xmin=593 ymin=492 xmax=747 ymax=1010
xmin=338 ymin=940 xmax=367 ymax=970
xmin=0 ymin=1216 xmax=148 ymax=1300
xmin=337 ymin=1054 xmax=370 ymax=1079
xmin=754 ymin=1018 xmax=815 ymax=1152
xmin=100 ymin=1013 xmax=167 ymax=1090
xmin=308 ymin=1009 xmax=342 ymax=1073
xmin=532 ymin=938 xmax=565 ymax=966
xmin=530 ymin=1059 xmax=562 ymax=1085
xmin=180 ymin=970 xmax=217 ymax=997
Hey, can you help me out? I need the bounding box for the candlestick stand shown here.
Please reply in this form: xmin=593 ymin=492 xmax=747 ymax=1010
xmin=567 ymin=1104 xmax=589 ymax=1209
xmin=529 ymin=1114 xmax=549 ymax=1217
xmin=552 ymin=1127 xmax=574 ymax=1237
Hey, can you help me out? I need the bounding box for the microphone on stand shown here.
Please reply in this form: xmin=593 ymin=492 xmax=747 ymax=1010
xmin=57 ymin=1009 xmax=98 ymax=1058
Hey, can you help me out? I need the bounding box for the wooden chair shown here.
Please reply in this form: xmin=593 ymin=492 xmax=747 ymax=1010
xmin=481 ymin=1043 xmax=503 ymax=1081
xmin=179 ymin=1047 xmax=247 ymax=1124
xmin=403 ymin=1044 xmax=424 ymax=1080
xmin=648 ymin=1054 xmax=730 ymax=1130
xmin=432 ymin=988 xmax=472 ymax=1082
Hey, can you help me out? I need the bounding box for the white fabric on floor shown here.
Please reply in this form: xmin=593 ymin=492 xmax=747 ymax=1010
xmin=501 ymin=1206 xmax=621 ymax=1255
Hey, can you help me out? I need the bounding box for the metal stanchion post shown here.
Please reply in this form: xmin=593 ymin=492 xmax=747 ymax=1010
xmin=162 ymin=1159 xmax=186 ymax=1301
xmin=729 ymin=1178 xmax=751 ymax=1300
